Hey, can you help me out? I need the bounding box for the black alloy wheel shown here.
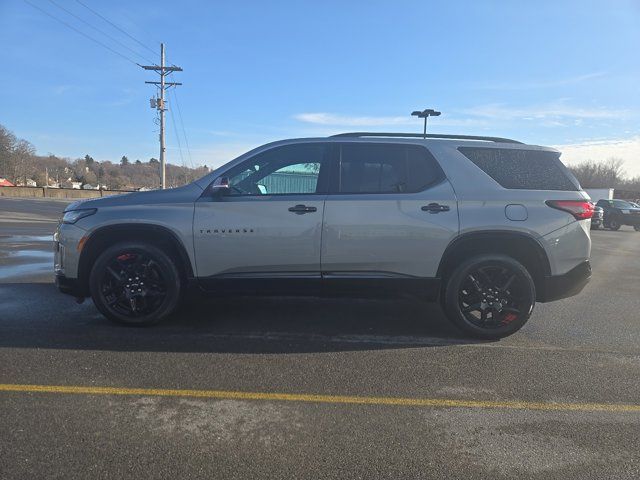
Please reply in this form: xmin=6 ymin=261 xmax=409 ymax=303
xmin=608 ymin=217 xmax=621 ymax=231
xmin=444 ymin=255 xmax=535 ymax=339
xmin=90 ymin=242 xmax=181 ymax=325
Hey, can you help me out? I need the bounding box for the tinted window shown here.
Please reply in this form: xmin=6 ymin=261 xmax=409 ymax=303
xmin=225 ymin=144 xmax=325 ymax=195
xmin=338 ymin=144 xmax=443 ymax=194
xmin=458 ymin=147 xmax=579 ymax=191
xmin=613 ymin=200 xmax=634 ymax=209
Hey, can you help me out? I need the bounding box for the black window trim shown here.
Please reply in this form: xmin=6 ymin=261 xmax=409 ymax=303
xmin=327 ymin=142 xmax=446 ymax=195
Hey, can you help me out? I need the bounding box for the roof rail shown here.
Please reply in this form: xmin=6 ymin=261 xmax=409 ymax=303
xmin=330 ymin=132 xmax=523 ymax=144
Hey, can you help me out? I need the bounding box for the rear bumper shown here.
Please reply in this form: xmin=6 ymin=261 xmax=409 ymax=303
xmin=538 ymin=260 xmax=591 ymax=302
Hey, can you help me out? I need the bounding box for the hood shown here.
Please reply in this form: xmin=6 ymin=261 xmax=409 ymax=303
xmin=64 ymin=182 xmax=204 ymax=212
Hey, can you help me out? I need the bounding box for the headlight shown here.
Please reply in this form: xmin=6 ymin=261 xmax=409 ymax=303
xmin=62 ymin=208 xmax=97 ymax=224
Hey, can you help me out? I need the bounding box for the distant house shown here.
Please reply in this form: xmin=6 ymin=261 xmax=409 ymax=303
xmin=0 ymin=178 xmax=15 ymax=187
xmin=16 ymin=178 xmax=37 ymax=187
xmin=71 ymin=182 xmax=82 ymax=189
xmin=82 ymin=184 xmax=98 ymax=190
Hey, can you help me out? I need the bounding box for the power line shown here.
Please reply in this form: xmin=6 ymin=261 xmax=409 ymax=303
xmin=74 ymin=0 xmax=158 ymax=58
xmin=168 ymin=95 xmax=186 ymax=168
xmin=169 ymin=85 xmax=193 ymax=168
xmin=23 ymin=0 xmax=141 ymax=66
xmin=46 ymin=0 xmax=155 ymax=65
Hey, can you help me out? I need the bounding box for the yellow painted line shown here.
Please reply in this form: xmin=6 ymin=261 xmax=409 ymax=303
xmin=0 ymin=383 xmax=639 ymax=413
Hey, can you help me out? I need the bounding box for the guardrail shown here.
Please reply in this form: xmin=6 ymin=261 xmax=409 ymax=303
xmin=0 ymin=186 xmax=133 ymax=199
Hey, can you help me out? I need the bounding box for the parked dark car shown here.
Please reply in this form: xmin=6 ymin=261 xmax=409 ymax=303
xmin=596 ymin=199 xmax=640 ymax=231
xmin=590 ymin=204 xmax=604 ymax=229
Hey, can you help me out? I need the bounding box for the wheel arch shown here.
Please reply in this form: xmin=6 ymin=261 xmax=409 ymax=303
xmin=436 ymin=230 xmax=551 ymax=297
xmin=77 ymin=223 xmax=194 ymax=297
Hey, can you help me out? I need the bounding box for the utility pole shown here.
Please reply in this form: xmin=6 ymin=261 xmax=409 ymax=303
xmin=141 ymin=43 xmax=182 ymax=189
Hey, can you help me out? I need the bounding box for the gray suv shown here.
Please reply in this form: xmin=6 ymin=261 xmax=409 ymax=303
xmin=54 ymin=133 xmax=593 ymax=338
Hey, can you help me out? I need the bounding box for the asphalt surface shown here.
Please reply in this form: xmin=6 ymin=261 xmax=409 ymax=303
xmin=1 ymin=197 xmax=640 ymax=479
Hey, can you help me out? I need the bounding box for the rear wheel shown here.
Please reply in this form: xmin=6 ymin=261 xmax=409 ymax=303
xmin=443 ymin=255 xmax=535 ymax=339
xmin=89 ymin=242 xmax=181 ymax=326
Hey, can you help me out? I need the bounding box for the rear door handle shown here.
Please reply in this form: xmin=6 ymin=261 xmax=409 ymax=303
xmin=421 ymin=203 xmax=450 ymax=213
xmin=288 ymin=204 xmax=317 ymax=214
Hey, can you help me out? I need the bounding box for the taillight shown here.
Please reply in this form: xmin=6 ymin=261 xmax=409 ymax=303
xmin=546 ymin=200 xmax=594 ymax=220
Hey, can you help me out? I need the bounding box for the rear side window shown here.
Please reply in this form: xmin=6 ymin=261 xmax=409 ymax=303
xmin=337 ymin=143 xmax=443 ymax=194
xmin=458 ymin=147 xmax=579 ymax=191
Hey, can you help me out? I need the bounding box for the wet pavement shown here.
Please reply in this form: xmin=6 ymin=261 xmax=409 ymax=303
xmin=0 ymin=198 xmax=67 ymax=282
xmin=0 ymin=235 xmax=55 ymax=281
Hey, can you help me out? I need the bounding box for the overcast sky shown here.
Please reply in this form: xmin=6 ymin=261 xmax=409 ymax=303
xmin=1 ymin=0 xmax=639 ymax=174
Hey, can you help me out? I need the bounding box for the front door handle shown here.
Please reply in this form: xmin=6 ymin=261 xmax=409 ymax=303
xmin=421 ymin=203 xmax=450 ymax=213
xmin=288 ymin=204 xmax=317 ymax=214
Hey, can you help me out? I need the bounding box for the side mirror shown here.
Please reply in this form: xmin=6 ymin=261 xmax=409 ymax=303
xmin=210 ymin=176 xmax=230 ymax=196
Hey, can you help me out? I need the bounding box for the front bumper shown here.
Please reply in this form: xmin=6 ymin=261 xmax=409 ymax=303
xmin=53 ymin=222 xmax=85 ymax=279
xmin=538 ymin=260 xmax=591 ymax=302
xmin=55 ymin=273 xmax=83 ymax=297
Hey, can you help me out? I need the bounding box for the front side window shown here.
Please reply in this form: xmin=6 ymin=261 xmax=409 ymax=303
xmin=337 ymin=143 xmax=443 ymax=194
xmin=224 ymin=143 xmax=326 ymax=196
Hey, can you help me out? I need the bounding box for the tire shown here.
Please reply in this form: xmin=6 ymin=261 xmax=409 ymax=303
xmin=443 ymin=254 xmax=536 ymax=339
xmin=608 ymin=217 xmax=621 ymax=231
xmin=89 ymin=242 xmax=181 ymax=326
xmin=634 ymin=226 xmax=640 ymax=232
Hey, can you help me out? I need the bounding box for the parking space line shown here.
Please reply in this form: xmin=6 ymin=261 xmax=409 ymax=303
xmin=1 ymin=383 xmax=639 ymax=412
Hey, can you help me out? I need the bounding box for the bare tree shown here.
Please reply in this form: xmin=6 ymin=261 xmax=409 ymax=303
xmin=12 ymin=139 xmax=36 ymax=185
xmin=0 ymin=125 xmax=17 ymax=179
xmin=0 ymin=123 xmax=212 ymax=190
xmin=569 ymin=158 xmax=625 ymax=188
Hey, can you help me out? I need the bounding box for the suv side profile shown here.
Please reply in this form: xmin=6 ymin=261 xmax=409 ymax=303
xmin=595 ymin=198 xmax=640 ymax=231
xmin=54 ymin=133 xmax=593 ymax=338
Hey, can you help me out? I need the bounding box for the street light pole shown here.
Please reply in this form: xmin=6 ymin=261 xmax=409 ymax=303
xmin=411 ymin=109 xmax=441 ymax=138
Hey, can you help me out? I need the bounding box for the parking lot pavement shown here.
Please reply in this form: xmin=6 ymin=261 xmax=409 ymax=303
xmin=1 ymin=197 xmax=640 ymax=479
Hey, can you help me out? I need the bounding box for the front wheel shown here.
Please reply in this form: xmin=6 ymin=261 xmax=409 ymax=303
xmin=443 ymin=255 xmax=535 ymax=339
xmin=608 ymin=217 xmax=621 ymax=230
xmin=89 ymin=242 xmax=181 ymax=326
